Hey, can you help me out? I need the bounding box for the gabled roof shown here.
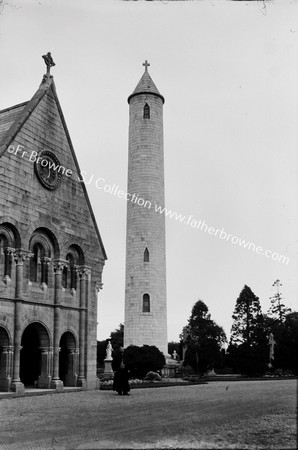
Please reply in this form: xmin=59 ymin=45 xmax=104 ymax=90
xmin=128 ymin=69 xmax=165 ymax=104
xmin=0 ymin=75 xmax=107 ymax=261
xmin=0 ymin=101 xmax=28 ymax=146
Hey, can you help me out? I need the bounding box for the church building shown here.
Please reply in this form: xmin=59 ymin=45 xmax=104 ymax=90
xmin=0 ymin=53 xmax=107 ymax=394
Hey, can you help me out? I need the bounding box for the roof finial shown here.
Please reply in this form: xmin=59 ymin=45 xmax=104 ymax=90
xmin=42 ymin=52 xmax=55 ymax=77
xmin=142 ymin=60 xmax=150 ymax=72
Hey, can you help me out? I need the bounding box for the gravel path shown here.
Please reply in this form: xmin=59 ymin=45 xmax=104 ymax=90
xmin=0 ymin=379 xmax=296 ymax=449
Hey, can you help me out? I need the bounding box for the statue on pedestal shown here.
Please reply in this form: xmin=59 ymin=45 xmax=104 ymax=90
xmin=105 ymin=340 xmax=112 ymax=360
xmin=103 ymin=340 xmax=114 ymax=376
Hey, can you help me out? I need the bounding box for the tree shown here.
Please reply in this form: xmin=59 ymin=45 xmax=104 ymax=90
xmin=227 ymin=285 xmax=267 ymax=376
xmin=183 ymin=300 xmax=226 ymax=375
xmin=264 ymin=311 xmax=298 ymax=375
xmin=97 ymin=323 xmax=124 ymax=368
xmin=110 ymin=323 xmax=124 ymax=350
xmin=280 ymin=312 xmax=298 ymax=374
xmin=97 ymin=339 xmax=109 ymax=367
xmin=124 ymin=345 xmax=165 ymax=379
xmin=268 ymin=280 xmax=291 ymax=324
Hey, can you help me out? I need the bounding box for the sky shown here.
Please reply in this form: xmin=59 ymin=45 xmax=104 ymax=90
xmin=0 ymin=0 xmax=297 ymax=344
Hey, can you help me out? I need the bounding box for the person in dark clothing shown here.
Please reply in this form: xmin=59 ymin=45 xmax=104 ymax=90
xmin=112 ymin=347 xmax=130 ymax=395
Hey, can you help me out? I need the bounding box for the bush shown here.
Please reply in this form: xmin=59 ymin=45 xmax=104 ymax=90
xmin=144 ymin=371 xmax=162 ymax=381
xmin=124 ymin=345 xmax=165 ymax=379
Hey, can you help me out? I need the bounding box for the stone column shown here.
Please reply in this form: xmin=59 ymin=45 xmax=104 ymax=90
xmin=11 ymin=249 xmax=33 ymax=394
xmin=50 ymin=259 xmax=67 ymax=391
xmin=48 ymin=346 xmax=54 ymax=380
xmin=0 ymin=346 xmax=13 ymax=391
xmin=37 ymin=348 xmax=51 ymax=388
xmin=65 ymin=349 xmax=78 ymax=386
xmin=77 ymin=266 xmax=88 ymax=388
xmin=8 ymin=345 xmax=14 ymax=383
xmin=40 ymin=257 xmax=51 ymax=292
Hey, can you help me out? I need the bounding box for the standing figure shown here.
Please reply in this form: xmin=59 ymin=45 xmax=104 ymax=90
xmin=105 ymin=340 xmax=113 ymax=360
xmin=112 ymin=347 xmax=130 ymax=395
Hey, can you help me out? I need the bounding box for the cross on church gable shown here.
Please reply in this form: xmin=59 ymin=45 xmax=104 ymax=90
xmin=42 ymin=52 xmax=55 ymax=76
xmin=143 ymin=60 xmax=150 ymax=71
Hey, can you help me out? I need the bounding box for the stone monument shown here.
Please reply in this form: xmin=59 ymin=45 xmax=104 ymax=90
xmin=103 ymin=340 xmax=114 ymax=376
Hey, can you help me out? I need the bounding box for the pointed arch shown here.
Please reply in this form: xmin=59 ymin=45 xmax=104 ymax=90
xmin=143 ymin=103 xmax=150 ymax=119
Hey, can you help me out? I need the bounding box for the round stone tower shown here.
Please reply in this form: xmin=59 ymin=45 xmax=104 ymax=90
xmin=124 ymin=61 xmax=168 ymax=356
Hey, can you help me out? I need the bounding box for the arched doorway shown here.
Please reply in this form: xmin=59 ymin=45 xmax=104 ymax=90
xmin=20 ymin=322 xmax=51 ymax=388
xmin=59 ymin=331 xmax=77 ymax=386
xmin=0 ymin=327 xmax=11 ymax=391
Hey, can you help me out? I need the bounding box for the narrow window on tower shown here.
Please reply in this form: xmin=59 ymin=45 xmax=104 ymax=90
xmin=144 ymin=247 xmax=149 ymax=262
xmin=143 ymin=103 xmax=150 ymax=119
xmin=143 ymin=293 xmax=150 ymax=313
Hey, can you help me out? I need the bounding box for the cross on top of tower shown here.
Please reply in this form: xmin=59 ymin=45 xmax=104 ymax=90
xmin=143 ymin=60 xmax=150 ymax=72
xmin=42 ymin=52 xmax=55 ymax=76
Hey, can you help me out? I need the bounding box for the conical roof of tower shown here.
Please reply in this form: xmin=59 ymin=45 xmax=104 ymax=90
xmin=128 ymin=68 xmax=165 ymax=104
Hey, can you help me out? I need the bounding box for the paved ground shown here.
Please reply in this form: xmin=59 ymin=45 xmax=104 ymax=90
xmin=0 ymin=379 xmax=296 ymax=449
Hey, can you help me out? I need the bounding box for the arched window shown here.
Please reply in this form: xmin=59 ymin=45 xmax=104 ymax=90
xmin=29 ymin=228 xmax=57 ymax=288
xmin=143 ymin=293 xmax=150 ymax=313
xmin=30 ymin=243 xmax=44 ymax=283
xmin=144 ymin=247 xmax=149 ymax=263
xmin=63 ymin=252 xmax=78 ymax=291
xmin=143 ymin=103 xmax=150 ymax=119
xmin=62 ymin=264 xmax=68 ymax=289
xmin=0 ymin=225 xmax=15 ymax=279
xmin=0 ymin=236 xmax=6 ymax=279
xmin=29 ymin=243 xmax=49 ymax=285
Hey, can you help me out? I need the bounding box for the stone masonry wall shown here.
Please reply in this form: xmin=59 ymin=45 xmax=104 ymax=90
xmin=124 ymin=92 xmax=167 ymax=356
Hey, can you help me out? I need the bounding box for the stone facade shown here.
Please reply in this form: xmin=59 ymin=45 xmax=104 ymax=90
xmin=0 ymin=68 xmax=106 ymax=393
xmin=124 ymin=65 xmax=167 ymax=355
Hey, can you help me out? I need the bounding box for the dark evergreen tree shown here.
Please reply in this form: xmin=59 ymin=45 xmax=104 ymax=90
xmin=110 ymin=323 xmax=124 ymax=350
xmin=268 ymin=279 xmax=291 ymax=324
xmin=227 ymin=285 xmax=268 ymax=376
xmin=183 ymin=300 xmax=226 ymax=375
xmin=97 ymin=339 xmax=109 ymax=367
xmin=280 ymin=312 xmax=298 ymax=374
xmin=97 ymin=323 xmax=124 ymax=368
xmin=264 ymin=311 xmax=298 ymax=375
